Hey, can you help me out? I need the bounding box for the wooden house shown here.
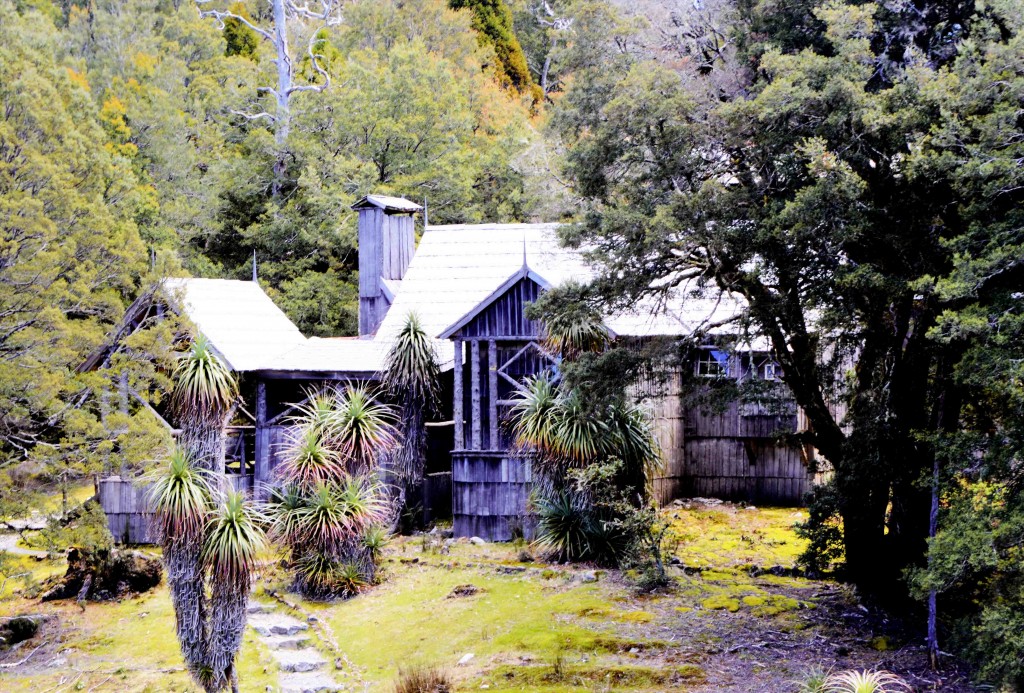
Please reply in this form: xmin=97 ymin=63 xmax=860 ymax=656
xmin=86 ymin=195 xmax=814 ymax=542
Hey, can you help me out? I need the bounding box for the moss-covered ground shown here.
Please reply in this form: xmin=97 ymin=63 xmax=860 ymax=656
xmin=0 ymin=500 xmax=975 ymax=691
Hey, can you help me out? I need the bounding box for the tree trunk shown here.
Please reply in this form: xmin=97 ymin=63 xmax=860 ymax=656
xmin=272 ymin=0 xmax=291 ymax=198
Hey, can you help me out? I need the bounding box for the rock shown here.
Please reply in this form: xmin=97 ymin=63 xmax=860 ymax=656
xmin=249 ymin=613 xmax=310 ymax=637
xmin=580 ymin=570 xmax=599 ymax=583
xmin=495 ymin=565 xmax=526 ymax=574
xmin=279 ymin=671 xmax=344 ymax=693
xmin=0 ymin=616 xmax=39 ymax=648
xmin=668 ymin=556 xmax=682 ymax=566
xmin=469 ymin=536 xmax=486 ymax=546
xmin=743 ymin=506 xmax=758 ymax=511
xmin=247 ymin=602 xmax=274 ymax=615
xmin=47 ymin=656 xmax=67 ymax=668
xmin=447 ymin=584 xmax=481 ymax=598
xmin=265 ymin=635 xmax=312 ymax=650
xmin=273 ymin=648 xmax=327 ymax=673
xmin=457 ymin=653 xmax=475 ymax=666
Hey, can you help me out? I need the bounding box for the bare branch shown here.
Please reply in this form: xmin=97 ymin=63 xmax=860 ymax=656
xmin=228 ymin=109 xmax=277 ymax=122
xmin=194 ymin=2 xmax=276 ymax=42
xmin=285 ymin=0 xmax=343 ymax=25
xmin=286 ymin=32 xmax=331 ymax=96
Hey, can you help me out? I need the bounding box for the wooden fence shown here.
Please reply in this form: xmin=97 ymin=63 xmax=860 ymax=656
xmin=98 ymin=474 xmax=253 ymax=544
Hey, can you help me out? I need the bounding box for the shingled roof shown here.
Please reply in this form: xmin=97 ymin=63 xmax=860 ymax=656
xmin=375 ymin=223 xmax=748 ymax=368
xmin=87 ymin=223 xmax=750 ymax=378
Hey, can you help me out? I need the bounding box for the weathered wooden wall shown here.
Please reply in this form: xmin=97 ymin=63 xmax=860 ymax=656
xmin=452 ymin=452 xmax=535 ymax=540
xmin=99 ymin=474 xmax=255 ymax=545
xmin=644 ymin=371 xmax=687 ymax=506
xmin=680 ymin=401 xmax=811 ymax=504
xmin=454 ymin=278 xmax=543 ymax=339
xmin=98 ymin=477 xmax=156 ymax=544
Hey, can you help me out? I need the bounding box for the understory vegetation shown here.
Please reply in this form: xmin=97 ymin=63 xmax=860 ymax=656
xmin=0 ymin=501 xmax=971 ymax=691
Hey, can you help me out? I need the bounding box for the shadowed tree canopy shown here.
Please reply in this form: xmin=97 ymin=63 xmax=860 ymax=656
xmin=554 ymin=0 xmax=1024 ymax=599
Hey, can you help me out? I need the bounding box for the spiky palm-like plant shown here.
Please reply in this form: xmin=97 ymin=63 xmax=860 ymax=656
xmin=277 ymin=425 xmax=344 ymax=490
xmin=203 ymin=492 xmax=265 ymax=692
xmin=330 ymin=385 xmax=400 ymax=472
xmin=383 ymin=312 xmax=441 ymax=527
xmin=156 ymin=337 xmax=260 ymax=692
xmin=822 ymin=670 xmax=911 ymax=693
xmin=172 ymin=334 xmax=237 ymax=474
xmin=150 ymin=449 xmax=211 ymax=684
xmin=539 ymin=292 xmax=609 ymax=360
xmin=269 ymin=385 xmax=399 ymax=599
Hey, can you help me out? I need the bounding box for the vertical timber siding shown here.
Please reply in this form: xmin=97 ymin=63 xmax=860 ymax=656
xmin=452 ymin=452 xmax=534 ymax=540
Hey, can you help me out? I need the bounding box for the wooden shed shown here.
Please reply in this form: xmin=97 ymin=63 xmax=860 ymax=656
xmin=86 ymin=197 xmax=815 ymax=544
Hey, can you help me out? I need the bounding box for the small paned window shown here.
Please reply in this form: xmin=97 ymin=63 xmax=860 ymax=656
xmin=760 ymin=358 xmax=782 ymax=381
xmin=695 ymin=349 xmax=731 ymax=378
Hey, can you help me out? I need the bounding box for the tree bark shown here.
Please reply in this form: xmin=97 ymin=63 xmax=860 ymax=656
xmin=272 ymin=0 xmax=292 ymax=198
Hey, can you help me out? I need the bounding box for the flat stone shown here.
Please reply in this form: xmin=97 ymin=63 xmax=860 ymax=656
xmin=273 ymin=648 xmax=327 ymax=673
xmin=469 ymin=536 xmax=486 ymax=545
xmin=247 ymin=602 xmax=275 ymax=615
xmin=264 ymin=634 xmax=312 ymax=650
xmin=248 ymin=613 xmax=309 ymax=637
xmin=279 ymin=671 xmax=344 ymax=693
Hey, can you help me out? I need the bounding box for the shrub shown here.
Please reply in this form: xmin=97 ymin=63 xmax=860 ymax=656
xmin=393 ymin=665 xmax=453 ymax=693
xmin=823 ymin=670 xmax=910 ymax=693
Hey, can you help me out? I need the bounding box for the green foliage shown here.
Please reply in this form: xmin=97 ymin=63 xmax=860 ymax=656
xmin=449 ymin=0 xmax=533 ymax=92
xmin=0 ymin=2 xmax=156 ymax=495
xmin=910 ymin=480 xmax=1024 ymax=687
xmin=222 ymin=2 xmax=258 ymax=60
xmin=796 ymin=482 xmax=846 ymax=577
xmin=268 ymin=385 xmax=398 ymax=599
xmin=30 ymin=500 xmax=115 ymax=556
xmin=554 ymin=0 xmax=1024 ymax=602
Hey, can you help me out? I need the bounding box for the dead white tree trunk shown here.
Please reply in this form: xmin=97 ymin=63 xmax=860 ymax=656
xmin=196 ymin=0 xmax=341 ymax=196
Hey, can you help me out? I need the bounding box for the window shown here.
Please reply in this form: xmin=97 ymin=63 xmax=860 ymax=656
xmin=760 ymin=358 xmax=782 ymax=381
xmin=695 ymin=349 xmax=731 ymax=378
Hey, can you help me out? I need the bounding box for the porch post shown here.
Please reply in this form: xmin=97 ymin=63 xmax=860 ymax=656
xmin=488 ymin=339 xmax=498 ymax=450
xmin=255 ymin=379 xmax=268 ymax=500
xmin=470 ymin=340 xmax=482 ymax=450
xmin=453 ymin=338 xmax=464 ymax=450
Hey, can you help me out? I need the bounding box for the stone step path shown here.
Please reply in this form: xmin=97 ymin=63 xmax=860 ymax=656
xmin=247 ymin=600 xmax=344 ymax=692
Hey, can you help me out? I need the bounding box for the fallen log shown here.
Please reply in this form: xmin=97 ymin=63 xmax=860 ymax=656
xmin=40 ymin=546 xmax=161 ymax=603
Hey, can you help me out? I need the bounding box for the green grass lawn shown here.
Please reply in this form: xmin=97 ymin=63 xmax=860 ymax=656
xmin=1 ymin=502 xmax=949 ymax=692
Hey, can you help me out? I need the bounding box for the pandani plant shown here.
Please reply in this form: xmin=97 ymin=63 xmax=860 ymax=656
xmin=150 ymin=334 xmax=263 ymax=693
xmin=382 ymin=312 xmax=441 ymax=529
xmin=267 ymin=384 xmax=398 ymax=599
xmin=171 ymin=333 xmax=238 ymax=474
xmin=510 ymin=300 xmax=660 ymax=567
xmin=150 ymin=451 xmax=265 ymax=692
